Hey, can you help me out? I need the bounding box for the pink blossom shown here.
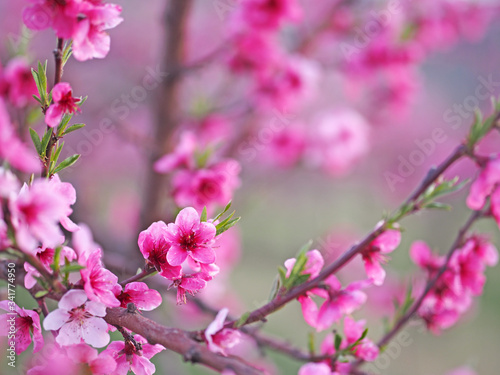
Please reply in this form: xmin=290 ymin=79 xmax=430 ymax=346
xmin=306 ymin=109 xmax=370 ymax=176
xmin=342 ymin=316 xmax=379 ymax=361
xmin=2 ymin=57 xmax=38 ymax=107
xmin=101 ymin=334 xmax=165 ymax=375
xmin=113 ymin=282 xmax=162 ymax=311
xmin=72 ymin=222 xmax=101 ymax=265
xmin=138 ymin=221 xmax=182 ymax=280
xmin=24 ymin=245 xmax=77 ymax=289
xmin=65 ymin=343 xmax=117 ymax=374
xmin=172 ymin=160 xmax=241 ymax=211
xmin=259 ymin=124 xmax=306 ymax=168
xmin=80 ymin=248 xmax=121 ymax=307
xmin=48 ymin=174 xmax=79 ymax=232
xmin=255 ymin=57 xmax=319 ymax=110
xmin=315 ymin=277 xmax=368 ymax=332
xmin=23 ymin=0 xmax=77 ymax=37
xmin=9 ymin=178 xmax=72 ymax=252
xmin=45 ymin=82 xmax=81 ymax=127
xmin=165 ymin=207 xmax=217 ymax=266
xmin=71 ymin=2 xmax=123 ymax=61
xmin=361 ymin=229 xmax=401 ymax=286
xmin=284 ymin=249 xmax=324 ymax=279
xmin=171 ymin=274 xmax=207 ymax=305
xmin=27 ymin=344 xmax=80 ymax=375
xmin=154 ymin=131 xmax=197 ymax=173
xmin=0 ymin=167 xmax=20 ymax=198
xmin=43 ymin=289 xmax=110 ymax=348
xmin=204 ymin=307 xmax=241 ymax=356
xmin=0 ymin=98 xmax=40 ymax=173
xmin=0 ymin=301 xmax=44 ymax=354
xmin=238 ymin=0 xmax=302 ymax=30
xmin=298 ymin=362 xmax=333 ymax=375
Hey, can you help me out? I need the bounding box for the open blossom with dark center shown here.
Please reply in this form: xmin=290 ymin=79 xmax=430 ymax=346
xmin=171 ymin=274 xmax=207 ymax=305
xmin=237 ymin=0 xmax=302 ymax=30
xmin=80 ymin=248 xmax=121 ymax=307
xmin=165 ymin=207 xmax=217 ymax=266
xmin=0 ymin=301 xmax=44 ymax=354
xmin=138 ymin=221 xmax=182 ymax=280
xmin=43 ymin=289 xmax=110 ymax=347
xmin=204 ymin=308 xmax=241 ymax=356
xmin=101 ymin=334 xmax=165 ymax=375
xmin=113 ymin=282 xmax=162 ymax=311
xmin=361 ymin=229 xmax=401 ymax=286
xmin=45 ymin=82 xmax=81 ymax=127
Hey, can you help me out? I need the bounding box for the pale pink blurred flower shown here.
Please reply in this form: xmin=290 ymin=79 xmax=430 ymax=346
xmin=343 ymin=316 xmax=379 ymax=361
xmin=172 ymin=160 xmax=241 ymax=212
xmin=154 ymin=131 xmax=197 ymax=173
xmin=113 ymin=282 xmax=162 ymax=311
xmin=256 ymin=57 xmax=319 ymax=110
xmin=24 ymin=245 xmax=77 ymax=289
xmin=45 ymin=82 xmax=81 ymax=127
xmin=259 ymin=124 xmax=306 ymax=168
xmin=49 ymin=174 xmax=79 ymax=232
xmin=0 ymin=98 xmax=40 ymax=173
xmin=9 ymin=179 xmax=72 ymax=252
xmin=238 ymin=0 xmax=302 ymax=30
xmin=80 ymin=248 xmax=121 ymax=307
xmin=298 ymin=362 xmax=334 ymax=375
xmin=0 ymin=167 xmax=20 ymax=198
xmin=204 ymin=307 xmax=241 ymax=356
xmin=101 ymin=334 xmax=165 ymax=375
xmin=27 ymin=345 xmax=80 ymax=375
xmin=445 ymin=366 xmax=477 ymax=375
xmin=65 ymin=343 xmax=117 ymax=375
xmin=306 ymin=109 xmax=370 ymax=176
xmin=361 ymin=229 xmax=401 ymax=286
xmin=43 ymin=289 xmax=110 ymax=348
xmin=0 ymin=301 xmax=44 ymax=354
xmin=165 ymin=207 xmax=217 ymax=266
xmin=2 ymin=57 xmax=38 ymax=108
xmin=72 ymin=222 xmax=100 ymax=265
xmin=138 ymin=221 xmax=182 ymax=280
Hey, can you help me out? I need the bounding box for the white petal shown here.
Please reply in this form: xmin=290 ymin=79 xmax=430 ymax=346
xmin=59 ymin=289 xmax=88 ymax=311
xmin=57 ymin=321 xmax=83 ymax=346
xmin=43 ymin=309 xmax=70 ymax=331
xmin=86 ymin=300 xmax=107 ymax=317
xmin=82 ymin=317 xmax=110 ymax=348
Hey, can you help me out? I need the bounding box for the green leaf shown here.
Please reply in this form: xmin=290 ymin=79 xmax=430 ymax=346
xmin=34 ymin=290 xmax=49 ymax=298
xmin=56 ymin=113 xmax=74 ymax=136
xmin=277 ymin=266 xmax=287 ymax=287
xmin=40 ymin=129 xmax=52 ymax=158
xmin=213 ymin=201 xmax=232 ymax=222
xmin=334 ymin=333 xmax=342 ymax=351
xmin=234 ymin=312 xmax=250 ymax=328
xmin=268 ymin=275 xmax=281 ymax=302
xmin=29 ymin=128 xmax=42 ymax=155
xmin=53 ymin=154 xmax=80 ymax=174
xmin=200 ymin=206 xmax=208 ymax=222
xmin=215 ymin=216 xmax=240 ymax=236
xmin=307 ymin=332 xmax=316 ymax=354
xmin=59 ymin=264 xmax=86 ymax=273
xmin=50 ymin=246 xmax=62 ymax=273
xmin=63 ymin=123 xmax=86 ymax=136
xmin=51 ymin=142 xmax=64 ymax=168
xmin=423 ymin=202 xmax=452 ymax=211
xmin=62 ymin=41 xmax=73 ymax=66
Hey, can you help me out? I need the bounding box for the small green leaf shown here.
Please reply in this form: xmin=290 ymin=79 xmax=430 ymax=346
xmin=40 ymin=129 xmax=52 ymax=157
xmin=200 ymin=206 xmax=207 ymax=222
xmin=63 ymin=123 xmax=85 ymax=136
xmin=51 ymin=142 xmax=64 ymax=168
xmin=334 ymin=333 xmax=342 ymax=351
xmin=307 ymin=332 xmax=316 ymax=354
xmin=215 ymin=216 xmax=240 ymax=236
xmin=423 ymin=202 xmax=452 ymax=210
xmin=29 ymin=128 xmax=42 ymax=155
xmin=34 ymin=290 xmax=49 ymax=298
xmin=268 ymin=275 xmax=281 ymax=302
xmin=53 ymin=154 xmax=80 ymax=174
xmin=234 ymin=312 xmax=250 ymax=328
xmin=59 ymin=264 xmax=86 ymax=273
xmin=213 ymin=201 xmax=232 ymax=222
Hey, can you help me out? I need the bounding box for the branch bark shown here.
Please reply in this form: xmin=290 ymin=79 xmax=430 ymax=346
xmin=140 ymin=0 xmax=193 ymax=229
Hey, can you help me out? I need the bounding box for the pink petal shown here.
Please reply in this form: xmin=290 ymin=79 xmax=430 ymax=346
xmin=57 ymin=321 xmax=84 ymax=346
xmin=166 ymin=245 xmax=187 ymax=266
xmin=175 ymin=207 xmax=199 ymax=231
xmin=43 ymin=309 xmax=70 ymax=331
xmin=316 ymin=300 xmax=342 ymax=332
xmin=298 ymin=295 xmax=319 ymax=328
xmin=190 ymin=246 xmax=216 ymax=264
xmin=299 ymin=363 xmax=332 ymax=375
xmin=363 ymin=257 xmax=386 ymax=286
xmin=81 ymin=317 xmax=110 ymax=348
xmin=45 ymin=104 xmax=63 ymax=127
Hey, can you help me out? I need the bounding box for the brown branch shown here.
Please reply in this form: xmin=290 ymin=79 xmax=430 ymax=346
xmin=104 ymin=307 xmax=263 ymax=375
xmin=119 ymin=265 xmax=156 ymax=287
xmin=140 ymin=0 xmax=193 ymax=229
xmin=223 ymin=144 xmax=468 ymax=330
xmin=352 ymin=208 xmax=486 ymax=372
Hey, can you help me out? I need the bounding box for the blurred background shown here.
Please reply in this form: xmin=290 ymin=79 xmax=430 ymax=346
xmin=1 ymin=1 xmax=500 ymax=374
